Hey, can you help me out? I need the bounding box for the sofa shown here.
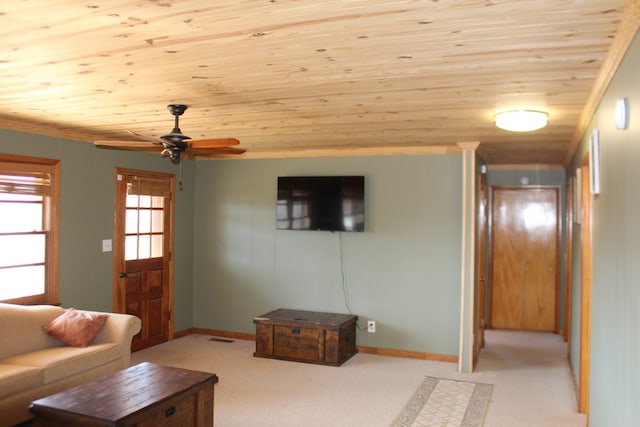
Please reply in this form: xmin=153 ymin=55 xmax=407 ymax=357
xmin=0 ymin=303 xmax=142 ymax=426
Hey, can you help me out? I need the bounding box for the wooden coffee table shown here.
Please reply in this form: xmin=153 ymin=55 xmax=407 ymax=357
xmin=29 ymin=362 xmax=218 ymax=427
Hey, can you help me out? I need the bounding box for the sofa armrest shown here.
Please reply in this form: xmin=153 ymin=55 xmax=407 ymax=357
xmin=85 ymin=311 xmax=141 ymax=366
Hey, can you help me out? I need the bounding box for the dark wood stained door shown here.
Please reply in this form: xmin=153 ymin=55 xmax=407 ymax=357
xmin=490 ymin=187 xmax=559 ymax=331
xmin=114 ymin=169 xmax=174 ymax=352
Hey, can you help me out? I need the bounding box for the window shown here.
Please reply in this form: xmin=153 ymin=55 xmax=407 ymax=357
xmin=123 ymin=175 xmax=169 ymax=261
xmin=0 ymin=154 xmax=59 ymax=304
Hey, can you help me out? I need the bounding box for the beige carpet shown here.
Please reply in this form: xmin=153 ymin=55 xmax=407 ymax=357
xmin=131 ymin=330 xmax=585 ymax=427
xmin=392 ymin=376 xmax=493 ymax=427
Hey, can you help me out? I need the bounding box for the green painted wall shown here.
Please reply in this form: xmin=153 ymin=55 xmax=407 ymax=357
xmin=1 ymin=130 xmax=465 ymax=356
xmin=192 ymin=155 xmax=463 ymax=356
xmin=0 ymin=130 xmax=196 ymax=332
xmin=568 ymin=32 xmax=640 ymax=425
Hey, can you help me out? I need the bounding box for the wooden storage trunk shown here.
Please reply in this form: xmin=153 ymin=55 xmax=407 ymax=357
xmin=29 ymin=363 xmax=218 ymax=427
xmin=253 ymin=309 xmax=358 ymax=366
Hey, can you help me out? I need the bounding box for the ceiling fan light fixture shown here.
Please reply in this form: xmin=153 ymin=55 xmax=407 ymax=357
xmin=495 ymin=110 xmax=548 ymax=132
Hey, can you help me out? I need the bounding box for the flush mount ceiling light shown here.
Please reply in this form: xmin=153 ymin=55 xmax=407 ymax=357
xmin=495 ymin=110 xmax=548 ymax=132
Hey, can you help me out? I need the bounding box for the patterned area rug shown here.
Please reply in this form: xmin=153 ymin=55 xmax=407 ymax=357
xmin=391 ymin=376 xmax=493 ymax=427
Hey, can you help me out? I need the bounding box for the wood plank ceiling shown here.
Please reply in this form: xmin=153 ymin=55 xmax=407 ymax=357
xmin=0 ymin=0 xmax=637 ymax=164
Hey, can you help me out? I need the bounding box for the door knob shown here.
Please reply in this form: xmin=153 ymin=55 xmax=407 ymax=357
xmin=119 ymin=272 xmax=128 ymax=278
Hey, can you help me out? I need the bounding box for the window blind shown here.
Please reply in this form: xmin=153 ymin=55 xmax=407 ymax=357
xmin=0 ymin=173 xmax=52 ymax=196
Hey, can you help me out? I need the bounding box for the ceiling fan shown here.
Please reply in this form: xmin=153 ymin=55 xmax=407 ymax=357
xmin=94 ymin=104 xmax=245 ymax=162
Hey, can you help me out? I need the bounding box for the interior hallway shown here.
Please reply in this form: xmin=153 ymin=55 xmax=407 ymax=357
xmin=475 ymin=329 xmax=586 ymax=427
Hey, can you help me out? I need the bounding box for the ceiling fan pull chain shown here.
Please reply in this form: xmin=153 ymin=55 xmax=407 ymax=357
xmin=178 ymin=159 xmax=183 ymax=191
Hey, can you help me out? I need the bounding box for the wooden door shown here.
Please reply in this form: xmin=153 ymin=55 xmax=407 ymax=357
xmin=113 ymin=169 xmax=174 ymax=351
xmin=489 ymin=187 xmax=559 ymax=331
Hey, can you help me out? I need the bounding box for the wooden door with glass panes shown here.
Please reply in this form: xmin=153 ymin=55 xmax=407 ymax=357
xmin=114 ymin=169 xmax=174 ymax=351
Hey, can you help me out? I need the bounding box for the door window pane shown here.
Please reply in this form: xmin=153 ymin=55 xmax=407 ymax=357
xmin=125 ymin=209 xmax=139 ymax=234
xmin=125 ymin=235 xmax=138 ymax=261
xmin=151 ymin=211 xmax=163 ymax=233
xmin=151 ymin=196 xmax=164 ymax=208
xmin=138 ymin=210 xmax=151 ymax=233
xmin=138 ymin=235 xmax=151 ymax=259
xmin=151 ymin=235 xmax=163 ymax=258
xmin=139 ymin=195 xmax=151 ymax=208
xmin=126 ymin=194 xmax=139 ymax=208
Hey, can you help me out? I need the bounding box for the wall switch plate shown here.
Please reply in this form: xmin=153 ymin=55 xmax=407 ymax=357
xmin=367 ymin=320 xmax=376 ymax=333
xmin=102 ymin=239 xmax=112 ymax=252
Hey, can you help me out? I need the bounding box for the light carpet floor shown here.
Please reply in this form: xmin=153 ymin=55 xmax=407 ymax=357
xmin=131 ymin=329 xmax=586 ymax=427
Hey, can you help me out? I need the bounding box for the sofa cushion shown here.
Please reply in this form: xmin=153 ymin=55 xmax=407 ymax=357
xmin=42 ymin=308 xmax=108 ymax=347
xmin=1 ymin=343 xmax=120 ymax=384
xmin=0 ymin=303 xmax=67 ymax=359
xmin=0 ymin=364 xmax=43 ymax=399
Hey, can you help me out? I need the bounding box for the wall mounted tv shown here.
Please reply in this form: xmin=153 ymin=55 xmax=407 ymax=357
xmin=277 ymin=176 xmax=365 ymax=232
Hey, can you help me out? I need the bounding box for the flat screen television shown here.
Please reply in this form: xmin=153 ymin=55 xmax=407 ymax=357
xmin=277 ymin=176 xmax=365 ymax=232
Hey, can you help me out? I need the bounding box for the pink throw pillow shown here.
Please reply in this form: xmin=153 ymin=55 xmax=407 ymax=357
xmin=42 ymin=308 xmax=108 ymax=347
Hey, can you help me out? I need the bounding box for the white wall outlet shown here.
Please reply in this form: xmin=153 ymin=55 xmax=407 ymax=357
xmin=367 ymin=320 xmax=376 ymax=333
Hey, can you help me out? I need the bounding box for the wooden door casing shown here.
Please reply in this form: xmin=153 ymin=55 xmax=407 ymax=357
xmin=475 ymin=172 xmax=488 ymax=361
xmin=564 ymin=177 xmax=574 ymax=344
xmin=489 ymin=186 xmax=559 ymax=331
xmin=578 ymin=158 xmax=592 ymax=414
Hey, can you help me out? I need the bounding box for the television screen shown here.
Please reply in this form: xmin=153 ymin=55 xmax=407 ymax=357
xmin=277 ymin=176 xmax=365 ymax=232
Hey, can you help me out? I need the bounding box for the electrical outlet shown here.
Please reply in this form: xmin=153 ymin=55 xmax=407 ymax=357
xmin=367 ymin=320 xmax=376 ymax=333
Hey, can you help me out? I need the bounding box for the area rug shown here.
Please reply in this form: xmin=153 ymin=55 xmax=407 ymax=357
xmin=391 ymin=376 xmax=493 ymax=427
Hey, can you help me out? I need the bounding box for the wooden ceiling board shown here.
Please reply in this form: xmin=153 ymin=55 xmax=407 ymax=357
xmin=0 ymin=0 xmax=637 ymax=164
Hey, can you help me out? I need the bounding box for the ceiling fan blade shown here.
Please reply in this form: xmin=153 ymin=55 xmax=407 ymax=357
xmin=211 ymin=146 xmax=245 ymax=155
xmin=187 ymin=146 xmax=246 ymax=156
xmin=126 ymin=130 xmax=166 ymax=145
xmin=93 ymin=140 xmax=162 ymax=152
xmin=188 ymin=138 xmax=240 ymax=149
xmin=94 ymin=140 xmax=157 ymax=148
xmin=94 ymin=140 xmax=157 ymax=147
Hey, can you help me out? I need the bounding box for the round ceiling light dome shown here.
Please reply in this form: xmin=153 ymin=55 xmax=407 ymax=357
xmin=495 ymin=110 xmax=548 ymax=132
